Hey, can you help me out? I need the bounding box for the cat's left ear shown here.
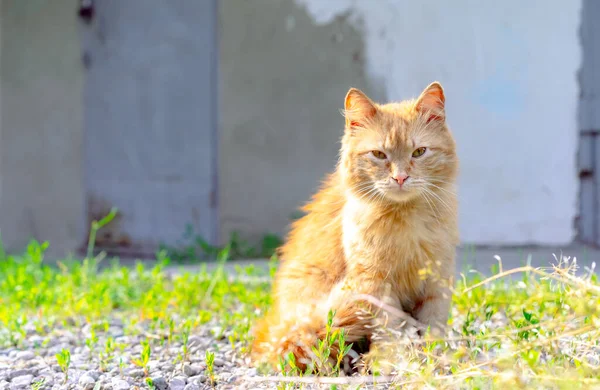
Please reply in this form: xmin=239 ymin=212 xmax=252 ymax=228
xmin=416 ymin=82 xmax=445 ymax=123
xmin=344 ymin=88 xmax=377 ymax=129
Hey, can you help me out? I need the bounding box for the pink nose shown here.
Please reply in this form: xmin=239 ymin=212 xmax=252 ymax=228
xmin=392 ymin=173 xmax=409 ymax=185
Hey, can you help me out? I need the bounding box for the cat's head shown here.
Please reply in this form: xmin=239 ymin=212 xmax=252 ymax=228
xmin=340 ymin=82 xmax=458 ymax=204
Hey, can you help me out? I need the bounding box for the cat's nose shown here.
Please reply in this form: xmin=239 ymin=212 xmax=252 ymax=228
xmin=392 ymin=173 xmax=409 ymax=186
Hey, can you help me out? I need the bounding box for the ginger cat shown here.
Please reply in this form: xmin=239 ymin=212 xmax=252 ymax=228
xmin=251 ymin=82 xmax=459 ymax=371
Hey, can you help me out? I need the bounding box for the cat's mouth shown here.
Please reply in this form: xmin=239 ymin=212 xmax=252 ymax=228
xmin=376 ymin=181 xmax=416 ymax=202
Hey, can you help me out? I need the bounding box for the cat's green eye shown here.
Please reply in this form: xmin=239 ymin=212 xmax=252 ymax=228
xmin=371 ymin=150 xmax=387 ymax=160
xmin=412 ymin=147 xmax=426 ymax=158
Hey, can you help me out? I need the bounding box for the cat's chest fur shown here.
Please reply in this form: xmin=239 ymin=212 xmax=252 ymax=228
xmin=342 ymin=195 xmax=441 ymax=300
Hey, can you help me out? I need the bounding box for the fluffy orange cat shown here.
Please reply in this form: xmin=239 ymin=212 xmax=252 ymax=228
xmin=251 ymin=82 xmax=459 ymax=371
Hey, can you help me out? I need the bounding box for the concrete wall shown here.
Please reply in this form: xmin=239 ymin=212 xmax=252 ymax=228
xmin=82 ymin=0 xmax=218 ymax=256
xmin=0 ymin=0 xmax=84 ymax=257
xmin=221 ymin=0 xmax=582 ymax=246
xmin=219 ymin=0 xmax=385 ymax=243
xmin=0 ymin=0 xmax=585 ymax=256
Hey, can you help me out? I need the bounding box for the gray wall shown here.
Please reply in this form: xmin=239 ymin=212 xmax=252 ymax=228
xmin=0 ymin=0 xmax=586 ymax=256
xmin=82 ymin=0 xmax=218 ymax=256
xmin=578 ymin=0 xmax=600 ymax=245
xmin=0 ymin=0 xmax=84 ymax=257
xmin=219 ymin=0 xmax=382 ymax=243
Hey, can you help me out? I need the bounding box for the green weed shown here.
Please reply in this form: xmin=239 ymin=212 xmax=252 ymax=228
xmin=131 ymin=340 xmax=151 ymax=376
xmin=55 ymin=348 xmax=71 ymax=383
xmin=206 ymin=350 xmax=216 ymax=386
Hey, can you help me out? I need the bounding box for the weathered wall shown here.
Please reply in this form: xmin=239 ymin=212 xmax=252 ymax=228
xmin=0 ymin=0 xmax=585 ymax=254
xmin=219 ymin=0 xmax=384 ymax=243
xmin=221 ymin=0 xmax=582 ymax=245
xmin=0 ymin=0 xmax=84 ymax=256
xmin=82 ymin=0 xmax=218 ymax=255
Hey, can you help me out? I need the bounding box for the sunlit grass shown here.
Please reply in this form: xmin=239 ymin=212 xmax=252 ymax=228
xmin=0 ymin=227 xmax=599 ymax=388
xmin=251 ymin=257 xmax=600 ymax=389
xmin=0 ymin=238 xmax=272 ymax=364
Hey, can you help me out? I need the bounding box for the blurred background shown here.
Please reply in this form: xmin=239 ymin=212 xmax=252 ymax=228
xmin=0 ymin=0 xmax=594 ymax=261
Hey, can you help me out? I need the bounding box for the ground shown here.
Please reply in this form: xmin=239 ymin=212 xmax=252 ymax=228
xmin=0 ymin=240 xmax=599 ymax=390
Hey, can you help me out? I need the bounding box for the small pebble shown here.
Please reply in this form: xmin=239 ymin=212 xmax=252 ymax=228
xmin=188 ymin=375 xmax=207 ymax=385
xmin=170 ymin=377 xmax=186 ymax=390
xmin=86 ymin=370 xmax=101 ymax=381
xmin=28 ymin=336 xmax=44 ymax=347
xmin=78 ymin=375 xmax=95 ymax=390
xmin=35 ymin=375 xmax=54 ymax=387
xmin=183 ymin=364 xmax=202 ymax=377
xmin=212 ymin=357 xmax=225 ymax=367
xmin=150 ymin=376 xmax=168 ymax=390
xmin=127 ymin=368 xmax=145 ymax=378
xmin=227 ymin=374 xmax=240 ymax=383
xmin=9 ymin=374 xmax=33 ymax=387
xmin=7 ymin=370 xmax=35 ymax=381
xmin=111 ymin=378 xmax=130 ymax=390
xmin=160 ymin=363 xmax=175 ymax=372
xmin=183 ymin=384 xmax=200 ymax=390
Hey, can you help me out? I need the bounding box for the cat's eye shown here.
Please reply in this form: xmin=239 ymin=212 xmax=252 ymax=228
xmin=371 ymin=150 xmax=387 ymax=160
xmin=412 ymin=147 xmax=426 ymax=158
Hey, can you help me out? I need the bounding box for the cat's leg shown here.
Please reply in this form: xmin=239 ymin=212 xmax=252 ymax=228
xmin=326 ymin=276 xmax=413 ymax=373
xmin=413 ymin=257 xmax=455 ymax=336
xmin=413 ymin=290 xmax=451 ymax=336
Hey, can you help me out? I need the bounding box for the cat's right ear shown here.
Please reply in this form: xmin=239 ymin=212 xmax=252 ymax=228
xmin=343 ymin=88 xmax=377 ymax=129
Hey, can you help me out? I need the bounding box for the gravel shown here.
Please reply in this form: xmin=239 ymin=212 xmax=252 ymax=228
xmin=0 ymin=318 xmax=270 ymax=390
xmin=78 ymin=374 xmax=96 ymax=389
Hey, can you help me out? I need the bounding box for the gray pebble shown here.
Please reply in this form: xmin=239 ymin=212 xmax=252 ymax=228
xmin=86 ymin=371 xmax=101 ymax=381
xmin=150 ymin=376 xmax=168 ymax=390
xmin=169 ymin=377 xmax=186 ymax=390
xmin=173 ymin=376 xmax=187 ymax=384
xmin=127 ymin=369 xmax=145 ymax=378
xmin=36 ymin=367 xmax=52 ymax=376
xmin=7 ymin=370 xmax=35 ymax=381
xmin=9 ymin=374 xmax=33 ymax=387
xmin=183 ymin=384 xmax=200 ymax=390
xmin=111 ymin=378 xmax=130 ymax=390
xmin=0 ymin=381 xmax=8 ymax=390
xmin=212 ymin=358 xmax=225 ymax=367
xmin=28 ymin=336 xmax=44 ymax=347
xmin=78 ymin=375 xmax=95 ymax=390
xmin=183 ymin=364 xmax=203 ymax=377
xmin=160 ymin=363 xmax=175 ymax=372
xmin=147 ymin=359 xmax=159 ymax=369
xmin=227 ymin=375 xmax=240 ymax=383
xmin=107 ymin=326 xmax=124 ymax=337
xmin=187 ymin=375 xmax=206 ymax=385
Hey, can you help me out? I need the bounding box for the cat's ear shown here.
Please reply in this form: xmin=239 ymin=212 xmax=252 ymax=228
xmin=344 ymin=88 xmax=377 ymax=129
xmin=416 ymin=82 xmax=445 ymax=123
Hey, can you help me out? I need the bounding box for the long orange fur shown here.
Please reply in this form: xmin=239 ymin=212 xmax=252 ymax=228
xmin=251 ymin=82 xmax=459 ymax=371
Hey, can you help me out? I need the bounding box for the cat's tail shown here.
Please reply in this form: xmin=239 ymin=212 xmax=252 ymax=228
xmin=250 ymin=299 xmax=373 ymax=372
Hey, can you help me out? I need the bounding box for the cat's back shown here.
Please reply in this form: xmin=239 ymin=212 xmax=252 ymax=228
xmin=275 ymin=173 xmax=347 ymax=296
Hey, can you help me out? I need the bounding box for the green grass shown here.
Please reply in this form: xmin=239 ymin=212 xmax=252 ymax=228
xmin=0 ymin=238 xmax=272 ymax=367
xmin=159 ymin=223 xmax=283 ymax=263
xmin=1 ymin=229 xmax=599 ymax=388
